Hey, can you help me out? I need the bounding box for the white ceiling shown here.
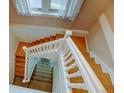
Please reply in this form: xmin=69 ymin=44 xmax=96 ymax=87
xmin=10 ymin=24 xmax=88 ymax=42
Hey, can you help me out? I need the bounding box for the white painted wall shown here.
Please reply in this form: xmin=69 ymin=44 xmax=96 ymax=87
xmin=10 ymin=24 xmax=65 ymax=42
xmin=9 ymin=28 xmax=19 ymax=83
xmin=87 ymin=20 xmax=114 ymax=70
xmin=52 ymin=54 xmax=67 ymax=93
xmin=10 ymin=24 xmax=88 ymax=42
xmin=90 ymin=51 xmax=114 ymax=85
xmin=9 ymin=85 xmax=49 ymax=93
xmin=52 ymin=61 xmax=59 ymax=93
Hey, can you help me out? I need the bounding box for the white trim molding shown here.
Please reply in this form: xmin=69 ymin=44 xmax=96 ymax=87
xmin=84 ymin=36 xmax=90 ymax=52
xmin=99 ymin=13 xmax=114 ymax=60
xmin=89 ymin=51 xmax=114 ymax=85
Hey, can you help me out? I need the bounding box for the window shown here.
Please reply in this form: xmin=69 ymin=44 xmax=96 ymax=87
xmin=14 ymin=0 xmax=85 ymax=21
xmin=29 ymin=0 xmax=42 ymax=12
xmin=50 ymin=0 xmax=59 ymax=10
xmin=29 ymin=0 xmax=58 ymax=16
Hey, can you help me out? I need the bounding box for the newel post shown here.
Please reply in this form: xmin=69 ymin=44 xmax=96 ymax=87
xmin=64 ymin=30 xmax=72 ymax=38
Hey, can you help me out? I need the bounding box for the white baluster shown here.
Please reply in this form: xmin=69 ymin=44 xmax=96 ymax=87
xmin=64 ymin=51 xmax=72 ymax=61
xmin=34 ymin=47 xmax=38 ymax=53
xmin=40 ymin=47 xmax=43 ymax=51
xmin=48 ymin=44 xmax=52 ymax=52
xmin=64 ymin=56 xmax=74 ymax=66
xmin=66 ymin=62 xmax=77 ymax=71
xmin=68 ymin=83 xmax=86 ymax=90
xmin=33 ymin=48 xmax=36 ymax=53
xmin=61 ymin=42 xmax=67 ymax=50
xmin=43 ymin=46 xmax=46 ymax=52
xmin=63 ymin=44 xmax=68 ymax=53
xmin=67 ymin=71 xmax=81 ymax=78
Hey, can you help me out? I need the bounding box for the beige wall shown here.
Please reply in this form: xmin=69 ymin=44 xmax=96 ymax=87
xmin=72 ymin=0 xmax=113 ymax=30
xmin=87 ymin=2 xmax=114 ymax=70
xmin=9 ymin=0 xmax=72 ymax=29
xmin=104 ymin=2 xmax=114 ymax=31
xmin=9 ymin=0 xmax=113 ymax=30
xmin=9 ymin=28 xmax=19 ymax=83
xmin=87 ymin=20 xmax=113 ymax=70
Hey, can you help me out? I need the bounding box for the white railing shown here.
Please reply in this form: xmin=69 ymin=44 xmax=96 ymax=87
xmin=26 ymin=38 xmax=65 ymax=56
xmin=23 ymin=38 xmax=65 ymax=82
xmin=23 ymin=31 xmax=107 ymax=93
xmin=63 ymin=36 xmax=107 ymax=93
xmin=23 ymin=56 xmax=37 ymax=82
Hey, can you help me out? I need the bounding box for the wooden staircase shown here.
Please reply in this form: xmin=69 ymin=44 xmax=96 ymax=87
xmin=28 ymin=62 xmax=53 ymax=92
xmin=15 ymin=34 xmax=61 ymax=77
xmin=14 ymin=34 xmax=114 ymax=93
xmin=83 ymin=52 xmax=114 ymax=93
xmin=71 ymin=36 xmax=114 ymax=93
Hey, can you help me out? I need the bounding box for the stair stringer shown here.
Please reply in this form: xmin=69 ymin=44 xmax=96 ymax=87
xmin=89 ymin=51 xmax=114 ymax=85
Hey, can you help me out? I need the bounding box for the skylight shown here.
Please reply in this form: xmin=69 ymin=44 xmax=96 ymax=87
xmin=14 ymin=0 xmax=85 ymax=21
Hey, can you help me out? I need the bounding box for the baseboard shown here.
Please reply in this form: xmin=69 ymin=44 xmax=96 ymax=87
xmin=89 ymin=51 xmax=114 ymax=85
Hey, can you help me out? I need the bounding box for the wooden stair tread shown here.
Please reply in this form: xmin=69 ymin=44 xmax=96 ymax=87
xmin=16 ymin=62 xmax=25 ymax=67
xmin=31 ymin=40 xmax=41 ymax=45
xmin=70 ymin=76 xmax=84 ymax=83
xmin=67 ymin=61 xmax=75 ymax=67
xmin=16 ymin=57 xmax=25 ymax=62
xmin=31 ymin=76 xmax=52 ymax=83
xmin=97 ymin=73 xmax=112 ymax=86
xmin=68 ymin=67 xmax=79 ymax=74
xmin=50 ymin=36 xmax=56 ymax=41
xmin=36 ymin=65 xmax=53 ymax=70
xmin=71 ymin=36 xmax=87 ymax=53
xmin=31 ymin=42 xmax=37 ymax=46
xmin=14 ymin=76 xmax=28 ymax=87
xmin=28 ymin=80 xmax=52 ymax=92
xmin=89 ymin=63 xmax=103 ymax=73
xmin=16 ymin=42 xmax=30 ymax=56
xmin=83 ymin=52 xmax=95 ymax=63
xmin=56 ymin=34 xmax=64 ymax=39
xmin=72 ymin=88 xmax=88 ymax=93
xmin=33 ymin=73 xmax=52 ymax=78
xmin=16 ymin=67 xmax=24 ymax=72
xmin=105 ymin=86 xmax=114 ymax=93
xmin=39 ymin=39 xmax=44 ymax=44
xmin=15 ymin=71 xmax=24 ymax=77
xmin=44 ymin=38 xmax=50 ymax=43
